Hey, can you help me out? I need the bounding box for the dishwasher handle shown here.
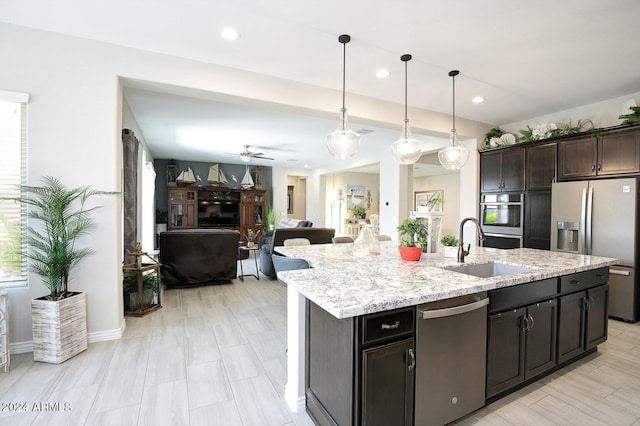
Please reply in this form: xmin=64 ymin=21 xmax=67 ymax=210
xmin=419 ymin=297 xmax=489 ymax=320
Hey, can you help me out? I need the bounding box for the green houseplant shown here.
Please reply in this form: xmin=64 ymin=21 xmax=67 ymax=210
xmin=396 ymin=218 xmax=428 ymax=261
xmin=351 ymin=206 xmax=366 ymax=219
xmin=2 ymin=176 xmax=118 ymax=363
xmin=265 ymin=205 xmax=276 ymax=231
xmin=123 ymin=271 xmax=159 ymax=311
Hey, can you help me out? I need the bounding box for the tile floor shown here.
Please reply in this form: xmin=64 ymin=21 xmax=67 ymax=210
xmin=0 ymin=258 xmax=639 ymax=425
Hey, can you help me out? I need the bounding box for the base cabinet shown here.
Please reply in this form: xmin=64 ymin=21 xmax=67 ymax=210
xmin=558 ymin=284 xmax=609 ymax=363
xmin=307 ymin=302 xmax=415 ymax=426
xmin=486 ymin=299 xmax=557 ymax=399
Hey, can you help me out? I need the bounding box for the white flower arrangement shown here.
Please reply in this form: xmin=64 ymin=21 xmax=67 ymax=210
xmin=531 ymin=123 xmax=558 ymax=140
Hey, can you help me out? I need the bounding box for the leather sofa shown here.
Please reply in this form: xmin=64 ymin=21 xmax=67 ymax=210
xmin=160 ymin=229 xmax=240 ymax=287
xmin=259 ymin=227 xmax=335 ymax=278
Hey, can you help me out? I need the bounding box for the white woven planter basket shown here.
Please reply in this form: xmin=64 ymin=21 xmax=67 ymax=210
xmin=31 ymin=292 xmax=88 ymax=364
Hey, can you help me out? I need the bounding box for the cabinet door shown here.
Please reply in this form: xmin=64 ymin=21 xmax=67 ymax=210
xmin=598 ymin=129 xmax=640 ymax=176
xmin=558 ymin=136 xmax=597 ymax=180
xmin=184 ymin=190 xmax=197 ymax=228
xmin=585 ymin=284 xmax=609 ymax=350
xmin=526 ymin=143 xmax=556 ymax=190
xmin=524 ymin=300 xmax=557 ymax=380
xmin=501 ymin=147 xmax=525 ymax=192
xmin=557 ymin=291 xmax=586 ymax=363
xmin=361 ymin=338 xmax=414 ymax=426
xmin=480 ymin=152 xmax=503 ymax=192
xmin=486 ymin=308 xmax=525 ymax=398
xmin=524 ymin=191 xmax=551 ymax=250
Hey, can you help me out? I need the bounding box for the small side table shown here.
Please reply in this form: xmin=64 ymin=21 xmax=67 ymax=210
xmin=0 ymin=289 xmax=9 ymax=372
xmin=238 ymin=246 xmax=260 ymax=281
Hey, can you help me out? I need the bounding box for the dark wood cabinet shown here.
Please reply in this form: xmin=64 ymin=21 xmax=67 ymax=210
xmin=526 ymin=143 xmax=556 ymax=190
xmin=167 ymin=188 xmax=265 ymax=238
xmin=168 ymin=188 xmax=197 ymax=229
xmin=558 ymin=127 xmax=640 ymax=180
xmin=486 ymin=299 xmax=557 ymax=399
xmin=557 ymin=268 xmax=609 ymax=364
xmin=481 ymin=147 xmax=525 ymax=192
xmin=307 ymin=303 xmax=415 ymax=426
xmin=524 ymin=191 xmax=551 ymax=250
xmin=362 ymin=338 xmax=414 ymax=426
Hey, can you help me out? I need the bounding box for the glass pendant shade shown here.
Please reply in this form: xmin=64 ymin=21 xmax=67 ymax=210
xmin=392 ymin=54 xmax=422 ymax=165
xmin=438 ymin=130 xmax=469 ymax=170
xmin=392 ymin=119 xmax=422 ymax=164
xmin=439 ymin=69 xmax=469 ymax=170
xmin=326 ymin=107 xmax=361 ymax=159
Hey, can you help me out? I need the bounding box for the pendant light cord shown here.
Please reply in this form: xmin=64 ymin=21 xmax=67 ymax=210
xmin=342 ymin=41 xmax=346 ymax=110
xmin=449 ymin=70 xmax=459 ymax=132
xmin=404 ymin=59 xmax=408 ymax=120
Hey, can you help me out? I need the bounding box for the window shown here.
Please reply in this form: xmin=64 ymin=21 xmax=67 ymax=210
xmin=0 ymin=91 xmax=28 ymax=287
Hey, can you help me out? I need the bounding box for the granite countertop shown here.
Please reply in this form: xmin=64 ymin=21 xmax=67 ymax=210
xmin=276 ymin=241 xmax=619 ymax=319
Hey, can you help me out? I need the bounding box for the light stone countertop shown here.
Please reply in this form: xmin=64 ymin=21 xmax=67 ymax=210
xmin=276 ymin=241 xmax=619 ymax=319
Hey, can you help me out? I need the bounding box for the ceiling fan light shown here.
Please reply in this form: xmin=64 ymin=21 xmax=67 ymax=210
xmin=326 ymin=107 xmax=361 ymax=159
xmin=391 ymin=119 xmax=422 ymax=164
xmin=240 ymin=154 xmax=251 ymax=163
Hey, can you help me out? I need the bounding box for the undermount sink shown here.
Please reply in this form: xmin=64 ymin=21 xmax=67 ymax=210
xmin=444 ymin=261 xmax=537 ymax=278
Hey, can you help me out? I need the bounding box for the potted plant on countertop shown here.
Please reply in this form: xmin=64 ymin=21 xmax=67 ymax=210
xmin=1 ymin=176 xmax=119 ymax=363
xmin=397 ymin=217 xmax=428 ymax=261
xmin=441 ymin=234 xmax=460 ymax=258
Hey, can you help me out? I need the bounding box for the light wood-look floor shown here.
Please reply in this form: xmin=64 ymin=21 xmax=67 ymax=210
xmin=0 ymin=258 xmax=639 ymax=425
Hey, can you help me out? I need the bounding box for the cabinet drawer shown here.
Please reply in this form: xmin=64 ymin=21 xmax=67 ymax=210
xmin=361 ymin=307 xmax=415 ymax=345
xmin=489 ymin=278 xmax=557 ymax=313
xmin=559 ymin=267 xmax=609 ymax=294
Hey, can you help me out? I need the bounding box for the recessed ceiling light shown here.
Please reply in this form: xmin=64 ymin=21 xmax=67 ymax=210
xmin=220 ymin=27 xmax=240 ymax=41
xmin=304 ymin=164 xmax=309 ymax=168
xmin=376 ymin=69 xmax=390 ymax=79
xmin=472 ymin=96 xmax=485 ymax=104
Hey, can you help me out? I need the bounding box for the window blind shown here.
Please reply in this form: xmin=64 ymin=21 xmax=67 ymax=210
xmin=0 ymin=91 xmax=28 ymax=287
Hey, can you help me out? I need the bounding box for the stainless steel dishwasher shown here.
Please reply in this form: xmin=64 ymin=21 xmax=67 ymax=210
xmin=415 ymin=292 xmax=488 ymax=426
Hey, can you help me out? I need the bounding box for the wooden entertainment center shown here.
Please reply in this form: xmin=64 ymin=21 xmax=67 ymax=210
xmin=167 ymin=187 xmax=265 ymax=242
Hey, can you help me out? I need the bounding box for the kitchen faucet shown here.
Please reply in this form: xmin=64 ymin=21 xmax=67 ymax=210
xmin=458 ymin=217 xmax=486 ymax=263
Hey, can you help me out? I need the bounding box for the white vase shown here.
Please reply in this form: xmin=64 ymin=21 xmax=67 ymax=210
xmin=31 ymin=292 xmax=87 ymax=364
xmin=444 ymin=246 xmax=458 ymax=258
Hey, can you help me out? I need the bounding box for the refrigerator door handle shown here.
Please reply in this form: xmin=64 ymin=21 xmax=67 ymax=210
xmin=586 ymin=187 xmax=594 ymax=255
xmin=580 ymin=187 xmax=588 ymax=254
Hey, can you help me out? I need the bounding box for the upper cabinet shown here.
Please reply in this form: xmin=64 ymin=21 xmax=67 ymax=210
xmin=526 ymin=143 xmax=556 ymax=190
xmin=558 ymin=126 xmax=640 ymax=180
xmin=480 ymin=147 xmax=525 ymax=192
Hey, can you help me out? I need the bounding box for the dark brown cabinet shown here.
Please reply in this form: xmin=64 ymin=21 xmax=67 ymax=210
xmin=557 ymin=285 xmax=609 ymax=363
xmin=486 ymin=299 xmax=557 ymax=399
xmin=240 ymin=190 xmax=265 ymax=242
xmin=307 ymin=303 xmax=415 ymax=426
xmin=558 ymin=127 xmax=640 ymax=180
xmin=524 ymin=191 xmax=551 ymax=250
xmin=526 ymin=143 xmax=556 ymax=190
xmin=168 ymin=188 xmax=197 ymax=229
xmin=481 ymin=147 xmax=525 ymax=192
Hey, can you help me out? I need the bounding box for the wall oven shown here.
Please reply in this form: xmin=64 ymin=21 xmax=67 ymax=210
xmin=480 ymin=193 xmax=524 ymax=249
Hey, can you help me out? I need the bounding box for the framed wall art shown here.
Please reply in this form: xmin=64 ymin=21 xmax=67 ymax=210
xmin=415 ymin=189 xmax=444 ymax=212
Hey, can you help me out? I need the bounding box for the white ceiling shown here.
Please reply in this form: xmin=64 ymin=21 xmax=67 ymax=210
xmin=2 ymin=0 xmax=639 ymax=171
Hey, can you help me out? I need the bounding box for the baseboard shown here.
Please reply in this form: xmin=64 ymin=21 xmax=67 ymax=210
xmin=10 ymin=321 xmax=126 ymax=355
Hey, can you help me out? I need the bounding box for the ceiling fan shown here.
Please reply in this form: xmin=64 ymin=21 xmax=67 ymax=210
xmin=238 ymin=145 xmax=274 ymax=162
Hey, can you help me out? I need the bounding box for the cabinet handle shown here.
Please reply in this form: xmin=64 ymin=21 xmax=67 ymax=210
xmin=591 ymin=164 xmax=596 ymax=172
xmin=597 ymin=164 xmax=601 ymax=172
xmin=407 ymin=348 xmax=415 ymax=371
xmin=583 ymin=296 xmax=591 ymax=310
xmin=381 ymin=321 xmax=400 ymax=330
xmin=570 ymin=280 xmax=580 ymax=285
xmin=527 ymin=313 xmax=534 ymax=331
xmin=522 ymin=315 xmax=530 ymax=332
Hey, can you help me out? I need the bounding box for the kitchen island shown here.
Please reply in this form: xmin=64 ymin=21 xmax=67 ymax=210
xmin=276 ymin=242 xmax=618 ymax=424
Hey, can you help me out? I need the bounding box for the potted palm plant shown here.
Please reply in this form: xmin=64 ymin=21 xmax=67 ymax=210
xmin=3 ymin=176 xmax=118 ymax=363
xmin=397 ymin=218 xmax=428 ymax=261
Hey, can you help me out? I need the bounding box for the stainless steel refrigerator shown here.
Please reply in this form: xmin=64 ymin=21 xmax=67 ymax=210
xmin=551 ymin=178 xmax=639 ymax=322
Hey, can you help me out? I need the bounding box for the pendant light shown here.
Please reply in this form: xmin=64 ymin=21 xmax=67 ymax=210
xmin=391 ymin=54 xmax=422 ymax=164
xmin=326 ymin=34 xmax=361 ymax=159
xmin=438 ymin=70 xmax=469 ymax=170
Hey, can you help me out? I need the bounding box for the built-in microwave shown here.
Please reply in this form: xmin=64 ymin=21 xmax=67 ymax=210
xmin=480 ymin=193 xmax=524 ymax=248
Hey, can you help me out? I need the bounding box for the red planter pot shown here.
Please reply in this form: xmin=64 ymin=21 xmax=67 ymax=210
xmin=398 ymin=246 xmax=423 ymax=261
